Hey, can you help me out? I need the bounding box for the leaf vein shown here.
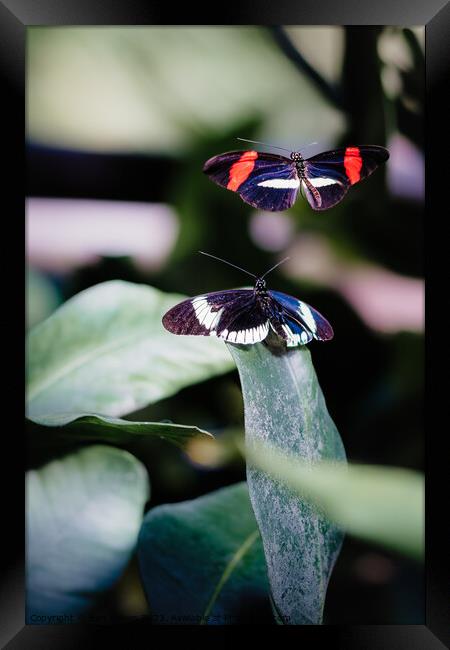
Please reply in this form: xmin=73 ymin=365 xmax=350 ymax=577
xmin=200 ymin=528 xmax=260 ymax=624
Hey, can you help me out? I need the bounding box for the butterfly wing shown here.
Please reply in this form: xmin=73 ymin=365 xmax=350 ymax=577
xmin=268 ymin=313 xmax=315 ymax=347
xmin=203 ymin=150 xmax=299 ymax=211
xmin=269 ymin=290 xmax=334 ymax=341
xmin=302 ymin=145 xmax=389 ymax=210
xmin=162 ymin=289 xmax=270 ymax=344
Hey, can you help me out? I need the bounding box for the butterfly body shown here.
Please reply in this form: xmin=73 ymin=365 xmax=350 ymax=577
xmin=203 ymin=145 xmax=389 ymax=211
xmin=162 ymin=276 xmax=333 ymax=347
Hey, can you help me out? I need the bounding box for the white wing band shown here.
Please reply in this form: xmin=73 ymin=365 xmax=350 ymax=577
xmin=257 ymin=178 xmax=300 ymax=189
xmin=305 ymin=177 xmax=341 ymax=188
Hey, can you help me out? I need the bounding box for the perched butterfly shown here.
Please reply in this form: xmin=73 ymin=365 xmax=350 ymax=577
xmin=162 ymin=252 xmax=333 ymax=347
xmin=203 ymin=138 xmax=389 ymax=211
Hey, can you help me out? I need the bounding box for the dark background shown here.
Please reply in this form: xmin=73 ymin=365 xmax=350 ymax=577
xmin=26 ymin=26 xmax=424 ymax=624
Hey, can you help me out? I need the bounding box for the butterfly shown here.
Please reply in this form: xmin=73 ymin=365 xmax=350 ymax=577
xmin=203 ymin=139 xmax=389 ymax=212
xmin=162 ymin=252 xmax=333 ymax=347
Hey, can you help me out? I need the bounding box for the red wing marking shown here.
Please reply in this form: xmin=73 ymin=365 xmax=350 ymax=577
xmin=227 ymin=151 xmax=258 ymax=191
xmin=344 ymin=146 xmax=362 ymax=184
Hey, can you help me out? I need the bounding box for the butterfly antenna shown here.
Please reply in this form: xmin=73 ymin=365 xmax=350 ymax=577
xmin=237 ymin=137 xmax=291 ymax=154
xmin=198 ymin=251 xmax=257 ymax=279
xmin=261 ymin=256 xmax=290 ymax=279
xmin=297 ymin=141 xmax=318 ymax=152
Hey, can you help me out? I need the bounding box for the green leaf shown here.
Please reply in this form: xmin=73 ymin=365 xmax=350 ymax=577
xmin=227 ymin=340 xmax=346 ymax=625
xmin=138 ymin=482 xmax=272 ymax=625
xmin=26 ymin=445 xmax=149 ymax=621
xmin=26 ymin=280 xmax=234 ymax=419
xmin=27 ymin=413 xmax=212 ymax=450
xmin=245 ymin=441 xmax=424 ymax=562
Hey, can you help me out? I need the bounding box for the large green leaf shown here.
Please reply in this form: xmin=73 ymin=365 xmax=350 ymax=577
xmin=228 ymin=339 xmax=346 ymax=625
xmin=26 ymin=281 xmax=234 ymax=419
xmin=28 ymin=413 xmax=212 ymax=450
xmin=245 ymin=441 xmax=424 ymax=561
xmin=138 ymin=482 xmax=272 ymax=625
xmin=26 ymin=445 xmax=149 ymax=621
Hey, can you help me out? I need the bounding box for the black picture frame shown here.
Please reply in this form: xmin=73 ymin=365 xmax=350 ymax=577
xmin=3 ymin=1 xmax=448 ymax=646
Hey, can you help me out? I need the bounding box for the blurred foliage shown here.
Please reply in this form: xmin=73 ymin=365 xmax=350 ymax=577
xmin=26 ymin=445 xmax=149 ymax=622
xmin=27 ymin=27 xmax=343 ymax=154
xmin=245 ymin=441 xmax=423 ymax=561
xmin=26 ymin=267 xmax=61 ymax=330
xmin=26 ymin=25 xmax=424 ymax=624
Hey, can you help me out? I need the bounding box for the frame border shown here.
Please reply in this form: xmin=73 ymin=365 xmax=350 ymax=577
xmin=3 ymin=0 xmax=448 ymax=646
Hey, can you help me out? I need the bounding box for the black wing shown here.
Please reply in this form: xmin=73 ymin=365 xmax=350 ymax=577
xmin=162 ymin=289 xmax=270 ymax=344
xmin=269 ymin=290 xmax=334 ymax=342
xmin=203 ymin=150 xmax=299 ymax=211
xmin=302 ymin=145 xmax=389 ymax=210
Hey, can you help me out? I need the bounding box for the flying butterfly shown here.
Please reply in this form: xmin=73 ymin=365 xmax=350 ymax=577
xmin=203 ymin=138 xmax=389 ymax=211
xmin=162 ymin=252 xmax=333 ymax=347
